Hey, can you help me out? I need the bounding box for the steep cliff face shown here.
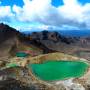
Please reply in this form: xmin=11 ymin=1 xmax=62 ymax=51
xmin=0 ymin=23 xmax=20 ymax=43
xmin=0 ymin=23 xmax=22 ymax=59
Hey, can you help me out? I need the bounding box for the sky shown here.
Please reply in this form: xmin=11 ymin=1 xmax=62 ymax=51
xmin=0 ymin=0 xmax=90 ymax=31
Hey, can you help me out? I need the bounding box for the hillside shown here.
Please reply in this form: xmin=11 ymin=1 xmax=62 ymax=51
xmin=1 ymin=23 xmax=90 ymax=60
xmin=0 ymin=23 xmax=44 ymax=60
xmin=0 ymin=23 xmax=20 ymax=60
xmin=29 ymin=30 xmax=90 ymax=60
xmin=0 ymin=24 xmax=90 ymax=90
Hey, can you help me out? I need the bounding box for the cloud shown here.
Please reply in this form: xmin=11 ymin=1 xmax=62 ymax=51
xmin=0 ymin=1 xmax=1 ymax=5
xmin=13 ymin=0 xmax=52 ymax=22
xmin=1 ymin=0 xmax=90 ymax=30
xmin=0 ymin=6 xmax=14 ymax=22
xmin=12 ymin=0 xmax=90 ymax=29
xmin=0 ymin=0 xmax=2 ymax=4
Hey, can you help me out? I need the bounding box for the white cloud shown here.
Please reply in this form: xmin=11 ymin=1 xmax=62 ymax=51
xmin=0 ymin=1 xmax=1 ymax=4
xmin=0 ymin=6 xmax=13 ymax=17
xmin=0 ymin=0 xmax=2 ymax=4
xmin=13 ymin=0 xmax=52 ymax=22
xmin=1 ymin=0 xmax=90 ymax=29
xmin=0 ymin=6 xmax=14 ymax=22
xmin=59 ymin=0 xmax=83 ymax=21
xmin=12 ymin=0 xmax=90 ymax=29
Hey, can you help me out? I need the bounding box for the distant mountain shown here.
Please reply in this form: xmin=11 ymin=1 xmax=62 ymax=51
xmin=1 ymin=23 xmax=90 ymax=60
xmin=22 ymin=29 xmax=90 ymax=37
xmin=58 ymin=30 xmax=90 ymax=37
xmin=29 ymin=30 xmax=90 ymax=60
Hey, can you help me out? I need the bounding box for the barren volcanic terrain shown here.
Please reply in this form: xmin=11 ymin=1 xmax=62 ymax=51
xmin=0 ymin=23 xmax=90 ymax=90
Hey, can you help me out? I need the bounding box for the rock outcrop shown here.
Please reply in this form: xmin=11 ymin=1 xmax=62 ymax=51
xmin=0 ymin=52 xmax=89 ymax=90
xmin=0 ymin=23 xmax=23 ymax=60
xmin=30 ymin=30 xmax=78 ymax=44
xmin=30 ymin=31 xmax=90 ymax=60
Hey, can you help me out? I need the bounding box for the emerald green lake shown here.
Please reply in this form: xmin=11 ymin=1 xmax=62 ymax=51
xmin=28 ymin=60 xmax=89 ymax=81
xmin=16 ymin=52 xmax=28 ymax=57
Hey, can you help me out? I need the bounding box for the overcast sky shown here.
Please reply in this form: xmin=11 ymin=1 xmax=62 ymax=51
xmin=0 ymin=0 xmax=90 ymax=31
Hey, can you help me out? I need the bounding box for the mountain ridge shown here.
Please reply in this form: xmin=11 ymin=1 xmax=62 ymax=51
xmin=1 ymin=23 xmax=90 ymax=60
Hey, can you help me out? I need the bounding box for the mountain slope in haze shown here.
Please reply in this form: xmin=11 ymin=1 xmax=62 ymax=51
xmin=29 ymin=30 xmax=90 ymax=60
xmin=23 ymin=29 xmax=90 ymax=37
xmin=1 ymin=23 xmax=90 ymax=60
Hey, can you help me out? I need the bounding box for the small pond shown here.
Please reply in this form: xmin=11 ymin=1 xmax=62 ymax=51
xmin=16 ymin=52 xmax=28 ymax=57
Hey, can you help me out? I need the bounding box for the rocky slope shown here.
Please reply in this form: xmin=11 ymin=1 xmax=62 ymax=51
xmin=0 ymin=23 xmax=20 ymax=60
xmin=0 ymin=24 xmax=90 ymax=90
xmin=0 ymin=23 xmax=31 ymax=60
xmin=1 ymin=23 xmax=90 ymax=60
xmin=0 ymin=23 xmax=43 ymax=60
xmin=0 ymin=52 xmax=90 ymax=90
xmin=30 ymin=30 xmax=90 ymax=60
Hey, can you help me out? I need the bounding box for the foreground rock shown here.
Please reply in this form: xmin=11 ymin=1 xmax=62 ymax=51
xmin=0 ymin=53 xmax=90 ymax=90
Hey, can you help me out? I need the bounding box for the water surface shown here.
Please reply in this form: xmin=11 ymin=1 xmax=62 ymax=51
xmin=28 ymin=60 xmax=89 ymax=81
